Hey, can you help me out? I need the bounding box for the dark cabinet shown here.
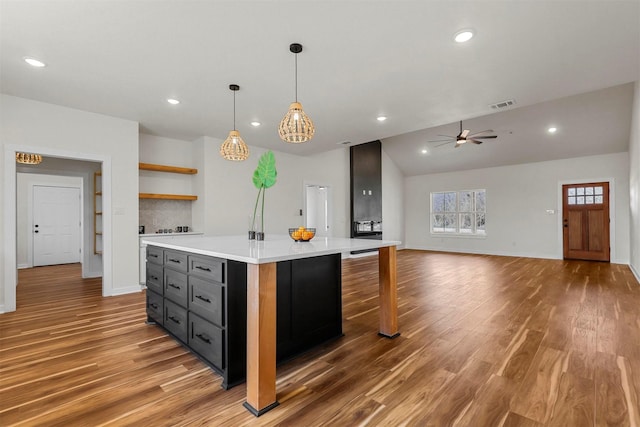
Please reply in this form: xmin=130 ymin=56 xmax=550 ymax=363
xmin=350 ymin=140 xmax=382 ymax=224
xmin=145 ymin=247 xmax=342 ymax=390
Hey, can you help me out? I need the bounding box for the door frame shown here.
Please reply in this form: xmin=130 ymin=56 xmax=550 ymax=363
xmin=556 ymin=177 xmax=617 ymax=262
xmin=4 ymin=144 xmax=112 ymax=313
xmin=31 ymin=183 xmax=83 ymax=267
xmin=303 ymin=181 xmax=332 ymax=237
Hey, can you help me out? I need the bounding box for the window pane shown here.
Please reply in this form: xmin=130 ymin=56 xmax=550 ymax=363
xmin=568 ymin=196 xmax=576 ymax=205
xmin=444 ymin=192 xmax=457 ymax=212
xmin=595 ymin=186 xmax=603 ymax=195
xmin=476 ymin=213 xmax=486 ymax=232
xmin=475 ymin=190 xmax=486 ymax=212
xmin=459 ymin=191 xmax=473 ymax=212
xmin=595 ymin=195 xmax=603 ymax=204
xmin=585 ymin=187 xmax=594 ymax=195
xmin=432 ymin=193 xmax=445 ymax=212
xmin=577 ymin=188 xmax=584 ymax=196
xmin=568 ymin=188 xmax=576 ymax=196
xmin=459 ymin=213 xmax=473 ymax=233
xmin=444 ymin=214 xmax=457 ymax=232
xmin=432 ymin=214 xmax=445 ymax=232
xmin=577 ymin=196 xmax=585 ymax=204
xmin=586 ymin=195 xmax=594 ymax=204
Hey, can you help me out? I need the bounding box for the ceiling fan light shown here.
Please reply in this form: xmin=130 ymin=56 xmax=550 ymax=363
xmin=454 ymin=29 xmax=474 ymax=43
xmin=220 ymin=130 xmax=250 ymax=161
xmin=279 ymin=102 xmax=315 ymax=143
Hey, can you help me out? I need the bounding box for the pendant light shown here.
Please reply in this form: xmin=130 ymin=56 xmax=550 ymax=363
xmin=278 ymin=43 xmax=315 ymax=144
xmin=15 ymin=152 xmax=43 ymax=165
xmin=220 ymin=84 xmax=250 ymax=161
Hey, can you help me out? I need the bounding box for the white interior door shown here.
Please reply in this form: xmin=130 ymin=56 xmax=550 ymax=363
xmin=33 ymin=185 xmax=81 ymax=266
xmin=305 ymin=184 xmax=331 ymax=237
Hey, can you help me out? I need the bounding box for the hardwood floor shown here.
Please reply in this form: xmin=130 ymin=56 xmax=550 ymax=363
xmin=1 ymin=251 xmax=639 ymax=426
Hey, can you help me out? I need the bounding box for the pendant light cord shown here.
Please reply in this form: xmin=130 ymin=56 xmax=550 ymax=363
xmin=233 ymin=90 xmax=236 ymax=130
xmin=295 ymin=52 xmax=298 ymax=102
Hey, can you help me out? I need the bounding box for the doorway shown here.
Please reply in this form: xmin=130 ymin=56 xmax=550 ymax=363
xmin=33 ymin=185 xmax=81 ymax=266
xmin=304 ymin=183 xmax=331 ymax=237
xmin=562 ymin=182 xmax=610 ymax=261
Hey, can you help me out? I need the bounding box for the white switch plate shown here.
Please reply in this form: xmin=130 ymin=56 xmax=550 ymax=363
xmin=546 ymin=209 xmax=555 ymax=215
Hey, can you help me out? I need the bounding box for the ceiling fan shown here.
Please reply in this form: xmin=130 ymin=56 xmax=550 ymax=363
xmin=429 ymin=121 xmax=497 ymax=148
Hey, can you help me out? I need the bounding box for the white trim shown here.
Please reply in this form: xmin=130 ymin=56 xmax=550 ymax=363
xmin=17 ymin=264 xmax=29 ymax=269
xmin=630 ymin=263 xmax=640 ymax=285
xmin=557 ymin=178 xmax=616 ymax=261
xmin=109 ymin=285 xmax=143 ymax=296
xmin=4 ymin=145 xmax=113 ymax=312
xmin=0 ymin=304 xmax=5 ymax=314
xmin=303 ymin=181 xmax=333 ymax=238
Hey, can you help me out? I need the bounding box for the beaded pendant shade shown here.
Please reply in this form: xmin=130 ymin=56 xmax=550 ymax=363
xmin=220 ymin=84 xmax=250 ymax=161
xmin=15 ymin=152 xmax=43 ymax=165
xmin=278 ymin=43 xmax=315 ymax=144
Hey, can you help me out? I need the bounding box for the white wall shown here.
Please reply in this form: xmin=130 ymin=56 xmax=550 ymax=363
xmin=382 ymin=147 xmax=405 ymax=245
xmin=139 ymin=134 xmax=194 ymax=196
xmin=192 ymin=136 xmax=351 ymax=239
xmin=405 ymin=152 xmax=630 ymax=263
xmin=1 ymin=94 xmax=139 ymax=312
xmin=629 ymin=81 xmax=640 ymax=280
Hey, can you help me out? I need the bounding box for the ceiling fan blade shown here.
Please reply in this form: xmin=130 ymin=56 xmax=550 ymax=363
xmin=428 ymin=138 xmax=455 ymax=143
xmin=437 ymin=134 xmax=455 ymax=138
xmin=471 ymin=135 xmax=498 ymax=139
xmin=435 ymin=142 xmax=452 ymax=147
xmin=468 ymin=129 xmax=494 ymax=136
xmin=460 ymin=129 xmax=470 ymax=138
xmin=468 ymin=139 xmax=483 ymax=144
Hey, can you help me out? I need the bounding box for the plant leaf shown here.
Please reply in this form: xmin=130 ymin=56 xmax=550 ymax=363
xmin=252 ymin=151 xmax=277 ymax=189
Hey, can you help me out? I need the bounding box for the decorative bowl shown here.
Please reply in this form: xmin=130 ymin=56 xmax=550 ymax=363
xmin=289 ymin=227 xmax=316 ymax=242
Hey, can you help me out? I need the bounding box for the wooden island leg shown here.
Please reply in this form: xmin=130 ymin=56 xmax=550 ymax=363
xmin=378 ymin=246 xmax=400 ymax=338
xmin=243 ymin=262 xmax=279 ymax=416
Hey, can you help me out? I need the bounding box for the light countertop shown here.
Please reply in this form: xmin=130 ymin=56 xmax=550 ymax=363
xmin=139 ymin=232 xmax=203 ymax=238
xmin=141 ymin=234 xmax=401 ymax=264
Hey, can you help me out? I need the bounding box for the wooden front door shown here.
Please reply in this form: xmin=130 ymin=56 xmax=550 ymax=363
xmin=562 ymin=182 xmax=610 ymax=261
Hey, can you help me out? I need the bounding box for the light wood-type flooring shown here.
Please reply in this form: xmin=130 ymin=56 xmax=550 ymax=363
xmin=1 ymin=250 xmax=639 ymax=426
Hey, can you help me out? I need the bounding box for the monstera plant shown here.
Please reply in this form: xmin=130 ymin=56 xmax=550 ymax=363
xmin=250 ymin=151 xmax=277 ymax=240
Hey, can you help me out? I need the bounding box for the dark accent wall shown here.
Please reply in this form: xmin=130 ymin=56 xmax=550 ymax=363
xmin=350 ymin=140 xmax=382 ymax=230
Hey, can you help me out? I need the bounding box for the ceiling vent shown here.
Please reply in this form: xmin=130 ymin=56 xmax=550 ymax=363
xmin=489 ymin=99 xmax=516 ymax=110
xmin=338 ymin=141 xmax=352 ymax=145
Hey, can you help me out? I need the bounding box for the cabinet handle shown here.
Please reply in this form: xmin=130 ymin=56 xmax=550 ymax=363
xmin=195 ymin=265 xmax=212 ymax=272
xmin=150 ymin=275 xmax=158 ymax=281
xmin=168 ymin=283 xmax=181 ymax=290
xmin=168 ymin=258 xmax=181 ymax=263
xmin=168 ymin=316 xmax=181 ymax=324
xmin=195 ymin=333 xmax=211 ymax=344
xmin=150 ymin=303 xmax=158 ymax=309
xmin=195 ymin=295 xmax=211 ymax=303
xmin=149 ymin=254 xmax=158 ymax=258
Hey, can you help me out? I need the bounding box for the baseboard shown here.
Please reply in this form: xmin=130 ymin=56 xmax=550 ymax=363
xmin=17 ymin=263 xmax=29 ymax=269
xmin=630 ymin=263 xmax=640 ymax=285
xmin=83 ymin=270 xmax=102 ymax=279
xmin=0 ymin=304 xmax=5 ymax=314
xmin=405 ymin=245 xmax=558 ymax=260
xmin=108 ymin=285 xmax=143 ymax=297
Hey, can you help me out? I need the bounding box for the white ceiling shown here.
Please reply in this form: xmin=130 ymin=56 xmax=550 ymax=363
xmin=1 ymin=1 xmax=638 ymax=175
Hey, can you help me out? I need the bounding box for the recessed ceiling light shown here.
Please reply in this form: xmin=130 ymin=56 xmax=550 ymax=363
xmin=421 ymin=149 xmax=428 ymax=154
xmin=24 ymin=57 xmax=46 ymax=67
xmin=167 ymin=98 xmax=180 ymax=105
xmin=250 ymin=121 xmax=261 ymax=127
xmin=548 ymin=127 xmax=557 ymax=133
xmin=377 ymin=116 xmax=387 ymax=122
xmin=454 ymin=29 xmax=474 ymax=43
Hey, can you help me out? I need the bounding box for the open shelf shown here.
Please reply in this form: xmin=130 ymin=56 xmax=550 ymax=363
xmin=139 ymin=193 xmax=198 ymax=201
xmin=139 ymin=163 xmax=198 ymax=174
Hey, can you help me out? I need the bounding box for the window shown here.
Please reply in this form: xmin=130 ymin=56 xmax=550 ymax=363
xmin=431 ymin=189 xmax=486 ymax=235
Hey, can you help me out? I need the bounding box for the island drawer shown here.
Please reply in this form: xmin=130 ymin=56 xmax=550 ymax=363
xmin=146 ymin=263 xmax=163 ymax=295
xmin=146 ymin=246 xmax=163 ymax=266
xmin=146 ymin=289 xmax=163 ymax=325
xmin=189 ymin=312 xmax=223 ymax=369
xmin=189 ymin=255 xmax=224 ymax=283
xmin=164 ymin=269 xmax=188 ymax=308
xmin=189 ymin=276 xmax=224 ymax=326
xmin=164 ymin=250 xmax=188 ymax=273
xmin=164 ymin=299 xmax=188 ymax=343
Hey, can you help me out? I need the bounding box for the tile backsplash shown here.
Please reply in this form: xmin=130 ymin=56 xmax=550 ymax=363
xmin=139 ymin=199 xmax=192 ymax=233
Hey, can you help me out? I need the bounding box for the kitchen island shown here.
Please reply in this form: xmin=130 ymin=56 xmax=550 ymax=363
xmin=142 ymin=234 xmax=401 ymax=416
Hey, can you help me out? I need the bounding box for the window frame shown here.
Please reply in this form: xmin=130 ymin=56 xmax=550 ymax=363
xmin=430 ymin=189 xmax=487 ymax=237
